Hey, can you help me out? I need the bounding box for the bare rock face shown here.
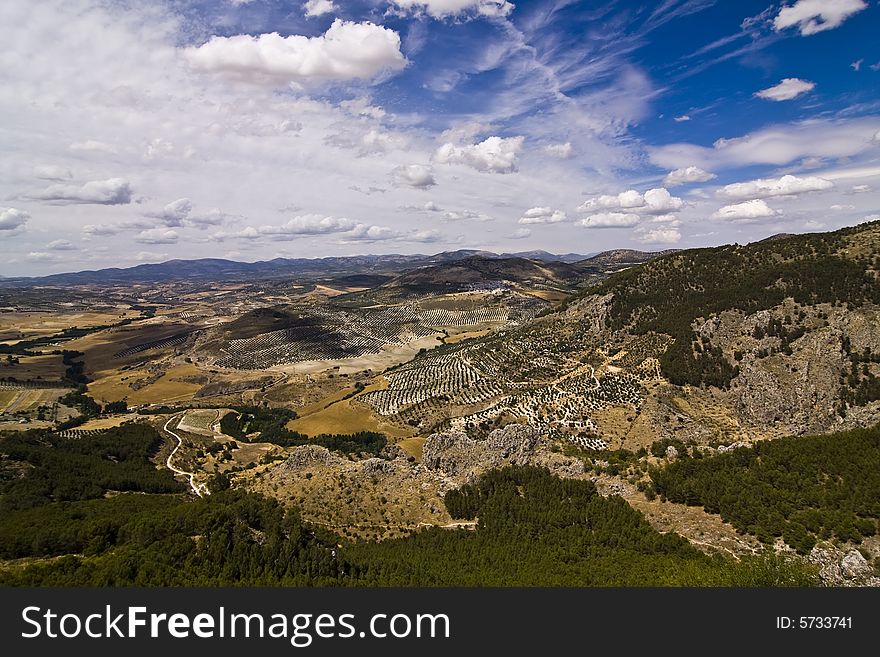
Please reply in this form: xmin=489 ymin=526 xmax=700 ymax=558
xmin=282 ymin=444 xmax=342 ymax=470
xmin=809 ymin=546 xmax=879 ymax=587
xmin=841 ymin=550 xmax=874 ymax=580
xmin=421 ymin=424 xmax=540 ymax=480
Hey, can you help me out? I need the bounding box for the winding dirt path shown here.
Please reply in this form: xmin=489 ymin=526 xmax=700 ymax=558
xmin=163 ymin=415 xmax=209 ymax=497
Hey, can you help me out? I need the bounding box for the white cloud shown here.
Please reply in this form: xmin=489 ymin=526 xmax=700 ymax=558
xmin=755 ymin=78 xmax=815 ymax=101
xmin=135 ymin=228 xmax=179 ymax=244
xmin=33 ymin=165 xmax=72 ymax=181
xmin=674 ymin=115 xmax=691 ymax=122
xmin=711 ymin=199 xmax=781 ymax=222
xmin=544 ymin=142 xmax=573 ymax=158
xmin=391 ymin=164 xmax=436 ymax=189
xmin=48 ymin=239 xmax=77 ymax=250
xmin=184 ymin=19 xmax=407 ymax=85
xmin=70 ymin=139 xmax=117 ymax=154
xmin=663 ymin=166 xmax=717 ymax=187
xmin=346 ymin=224 xmax=399 ymax=241
xmin=26 ymin=251 xmax=58 ymax=262
xmin=507 ymin=227 xmax=531 ymax=239
xmin=0 ymin=208 xmax=29 ymax=231
xmin=148 ymin=198 xmax=193 ymax=226
xmin=578 ymin=187 xmax=683 ymax=215
xmin=434 ymin=136 xmax=524 ymax=173
xmin=443 ymin=209 xmax=491 ymax=221
xmin=773 ymin=0 xmax=867 ymax=36
xmin=851 ymin=59 xmax=863 ymax=72
xmin=83 ymin=224 xmax=121 ymax=237
xmin=649 ymin=118 xmax=880 ymax=170
xmin=830 ymin=204 xmax=855 ymax=211
xmin=135 ymin=250 xmax=168 ymax=262
xmin=518 ymin=207 xmax=566 ymax=224
xmin=29 ymin=178 xmax=132 ymax=205
xmin=259 ymin=215 xmax=358 ymax=237
xmin=303 ymin=0 xmax=336 ymax=18
xmin=408 ymin=229 xmax=445 ymax=243
xmin=637 ymin=225 xmax=681 ymax=244
xmin=389 ymin=1 xmax=514 ymax=20
xmin=577 ymin=213 xmax=641 ymax=228
xmin=718 ymin=174 xmax=834 ymax=200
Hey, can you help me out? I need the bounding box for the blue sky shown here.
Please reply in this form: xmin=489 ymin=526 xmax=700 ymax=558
xmin=1 ymin=0 xmax=879 ymax=274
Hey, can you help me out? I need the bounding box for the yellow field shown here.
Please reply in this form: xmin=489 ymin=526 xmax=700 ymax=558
xmin=287 ymin=396 xmax=414 ymax=439
xmin=75 ymin=414 xmax=140 ymax=430
xmin=444 ymin=328 xmax=492 ymax=344
xmin=88 ymin=363 xmax=203 ymax=405
xmin=0 ymin=387 xmax=67 ymax=414
xmin=0 ymin=310 xmax=138 ymax=343
xmin=0 ymin=354 xmax=66 ymax=381
xmin=518 ymin=288 xmax=569 ymax=303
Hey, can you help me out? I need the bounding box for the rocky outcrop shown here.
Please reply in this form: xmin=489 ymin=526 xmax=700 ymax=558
xmin=808 ymin=546 xmax=880 ymax=587
xmin=421 ymin=424 xmax=540 ymax=480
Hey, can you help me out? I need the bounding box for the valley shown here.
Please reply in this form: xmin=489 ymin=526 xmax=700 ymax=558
xmin=2 ymin=228 xmax=880 ymax=586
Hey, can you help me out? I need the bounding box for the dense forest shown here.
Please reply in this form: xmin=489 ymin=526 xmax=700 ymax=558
xmin=586 ymin=223 xmax=880 ymax=388
xmin=0 ymin=426 xmax=816 ymax=586
xmin=0 ymin=424 xmax=183 ymax=511
xmin=650 ymin=425 xmax=880 ymax=553
xmin=220 ymin=407 xmax=386 ymax=456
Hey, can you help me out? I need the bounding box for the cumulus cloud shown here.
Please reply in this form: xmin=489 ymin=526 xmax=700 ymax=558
xmin=135 ymin=228 xmax=179 ymax=244
xmin=184 ymin=19 xmax=407 ymax=85
xmin=303 ymin=0 xmax=336 ymax=17
xmin=26 ymin=252 xmax=58 ymax=262
xmin=346 ymin=224 xmax=399 ymax=241
xmin=648 ymin=118 xmax=880 ymax=170
xmin=134 ymin=251 xmax=169 ymax=262
xmin=408 ymin=229 xmax=445 ymax=243
xmin=434 ymin=136 xmax=524 ymax=173
xmin=518 ymin=207 xmax=566 ymax=224
xmin=224 ymin=214 xmax=401 ymax=243
xmin=391 ymin=164 xmax=436 ymax=189
xmin=755 ymin=78 xmax=815 ymax=101
xmin=405 ymin=202 xmax=490 ymax=221
xmin=717 ymin=174 xmax=834 ymax=200
xmin=389 ymin=1 xmax=514 ymax=20
xmin=29 ymin=178 xmax=132 ymax=205
xmin=577 ymin=213 xmax=641 ymax=228
xmin=711 ymin=199 xmax=781 ymax=222
xmin=83 ymin=224 xmax=121 ymax=237
xmin=143 ymin=199 xmax=232 ymax=229
xmin=577 ymin=187 xmax=683 ymax=215
xmin=259 ymin=215 xmax=359 ymax=237
xmin=637 ymin=226 xmax=681 ymax=244
xmin=507 ymin=227 xmax=532 ymax=239
xmin=33 ymin=165 xmax=72 ymax=181
xmin=148 ymin=198 xmax=193 ymax=226
xmin=48 ymin=239 xmax=77 ymax=251
xmin=663 ymin=166 xmax=717 ymax=187
xmin=773 ymin=0 xmax=867 ymax=36
xmin=544 ymin=142 xmax=573 ymax=158
xmin=0 ymin=208 xmax=30 ymax=231
xmin=443 ymin=209 xmax=491 ymax=221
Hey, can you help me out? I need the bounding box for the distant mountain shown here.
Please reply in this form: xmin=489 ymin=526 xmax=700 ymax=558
xmin=0 ymin=249 xmax=621 ymax=286
xmin=2 ymin=252 xmax=484 ymax=286
xmin=501 ymin=250 xmax=593 ymax=263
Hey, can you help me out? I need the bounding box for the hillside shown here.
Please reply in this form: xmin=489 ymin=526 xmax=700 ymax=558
xmin=383 ymin=256 xmax=588 ymax=292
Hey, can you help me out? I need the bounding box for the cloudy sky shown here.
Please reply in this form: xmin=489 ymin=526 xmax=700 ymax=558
xmin=1 ymin=0 xmax=879 ymax=275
